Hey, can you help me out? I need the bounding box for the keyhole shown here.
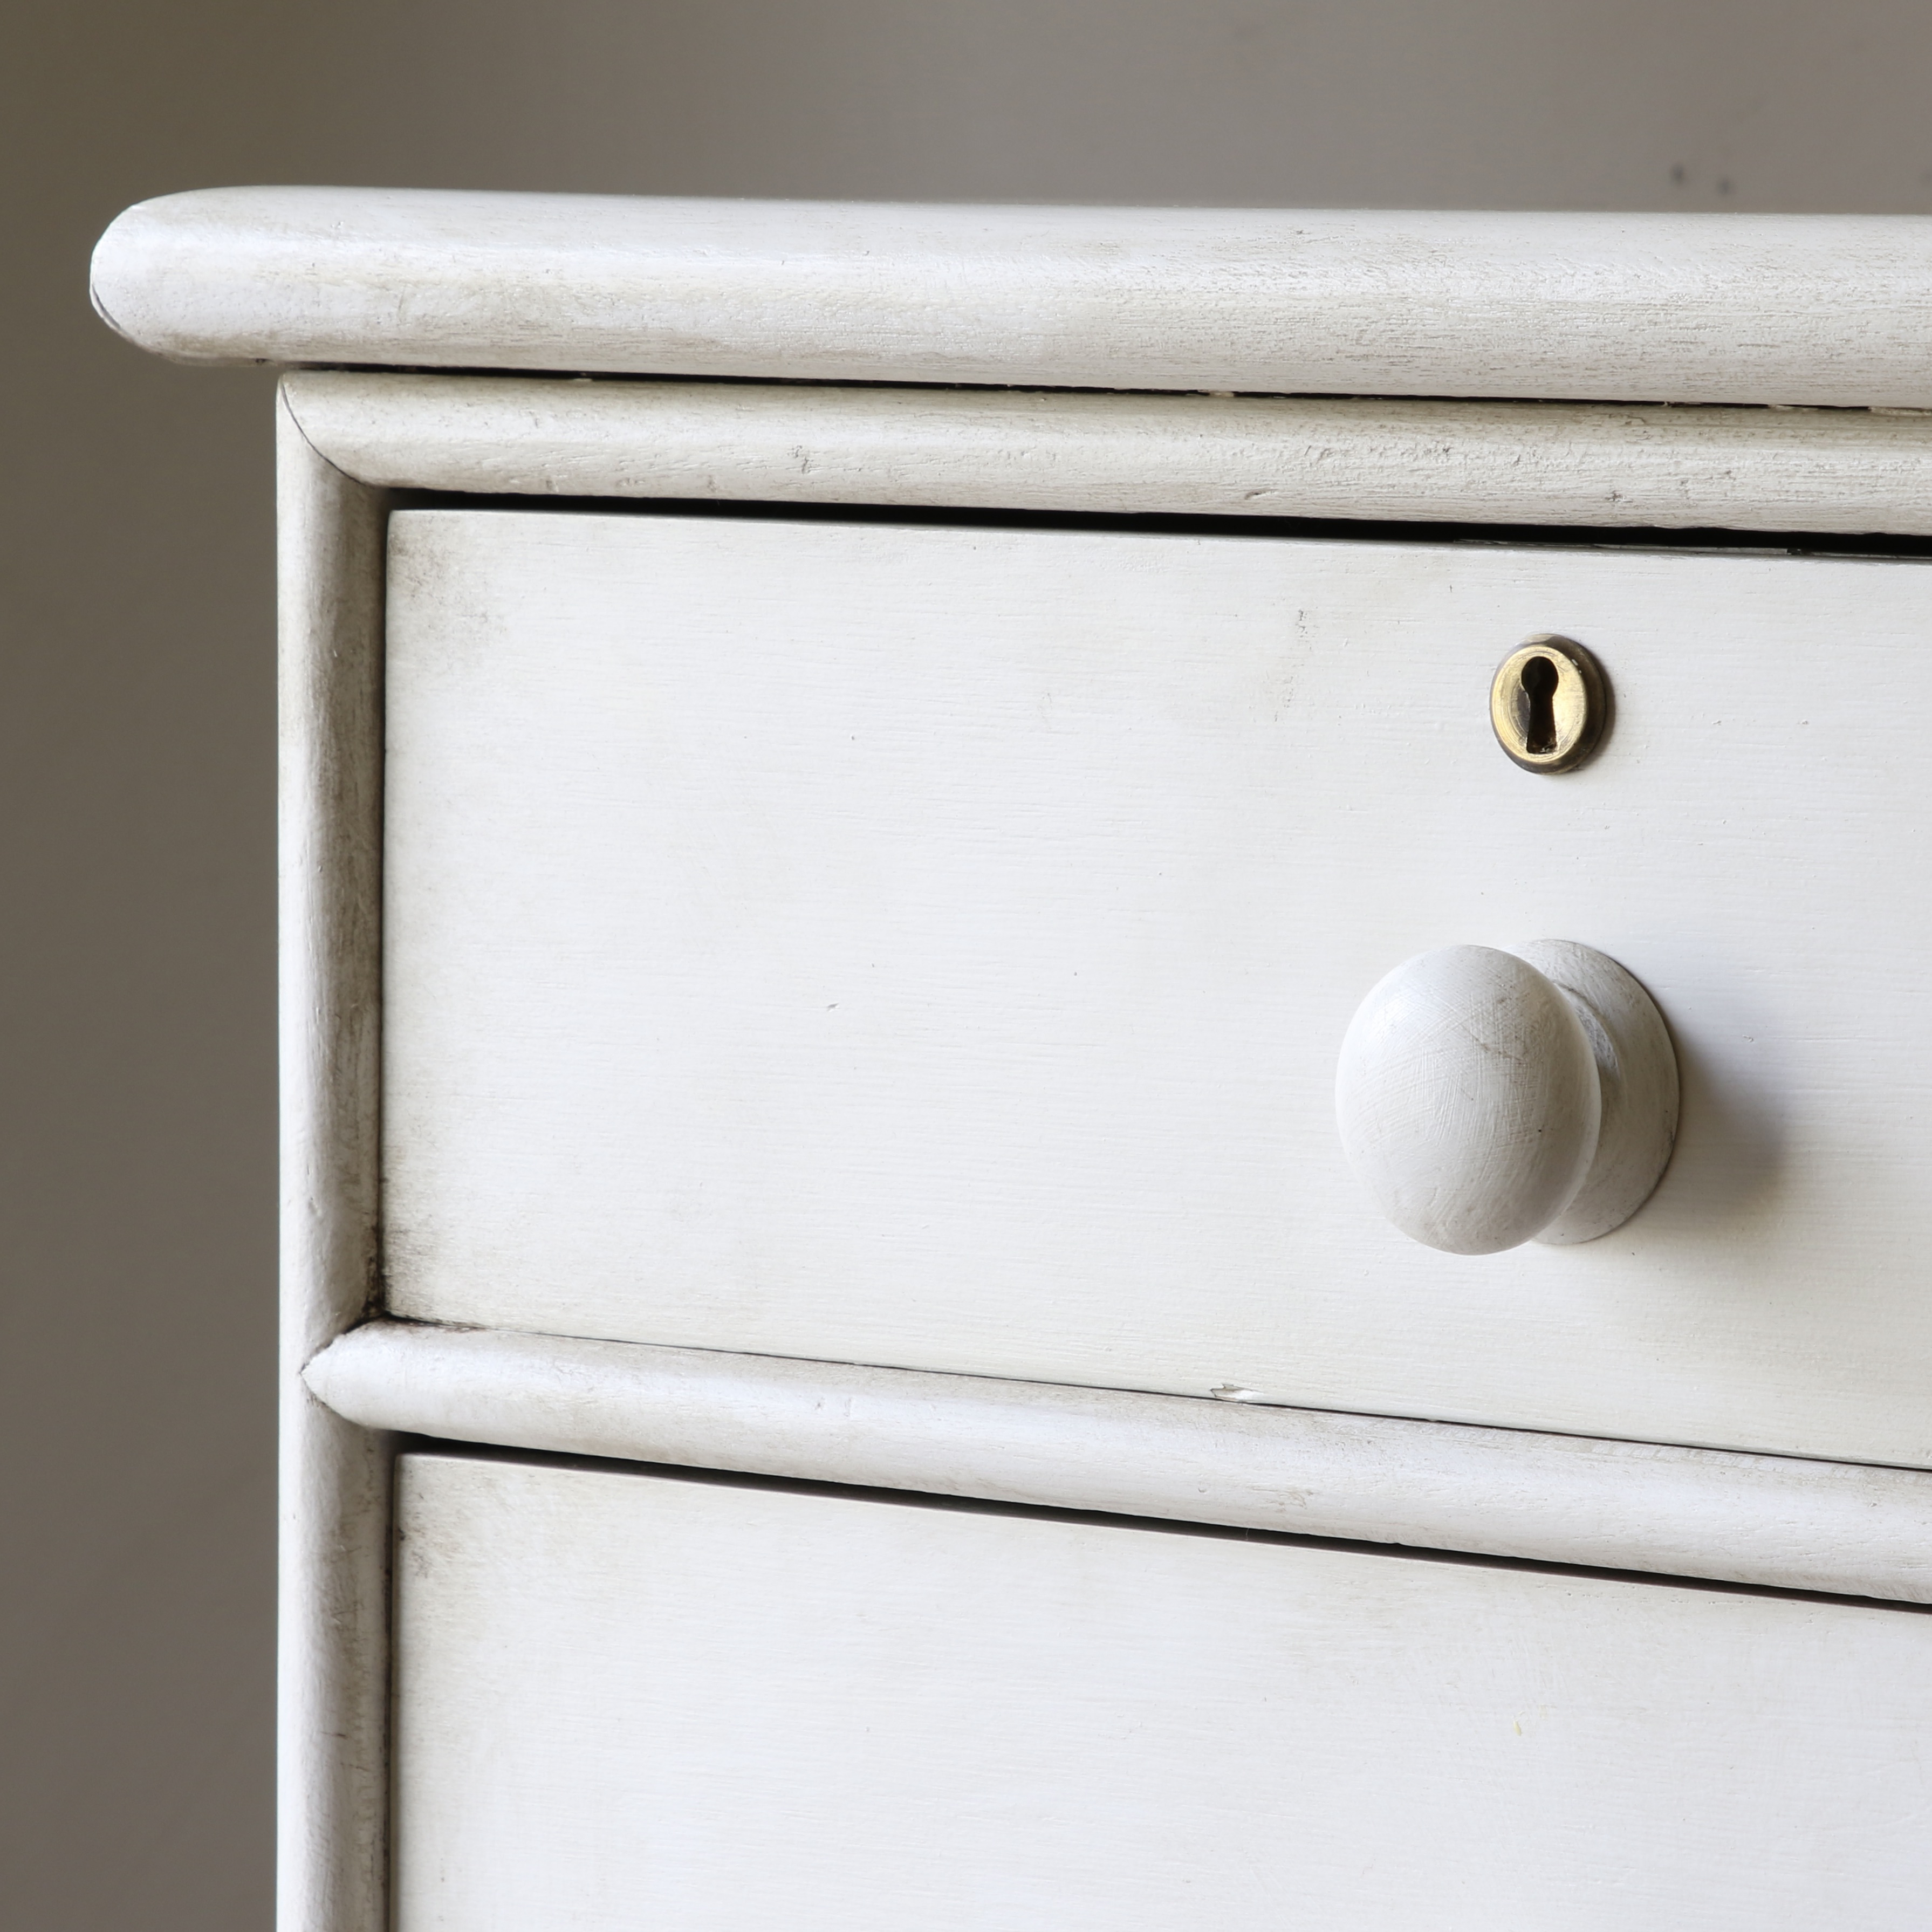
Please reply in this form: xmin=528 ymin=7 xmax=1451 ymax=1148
xmin=1520 ymin=655 xmax=1560 ymax=754
xmin=1489 ymin=636 xmax=1606 ymax=775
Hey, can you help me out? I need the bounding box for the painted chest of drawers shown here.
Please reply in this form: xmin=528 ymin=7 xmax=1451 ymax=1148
xmin=95 ymin=188 xmax=1932 ymax=1930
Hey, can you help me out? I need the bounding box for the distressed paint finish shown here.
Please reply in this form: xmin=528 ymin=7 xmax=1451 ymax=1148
xmin=1334 ymin=940 xmax=1679 ymax=1253
xmin=92 ymin=189 xmax=1932 ymax=406
xmin=381 ymin=508 xmax=1932 ymax=1467
xmin=284 ymin=369 xmax=1932 ymax=537
xmin=309 ymin=1323 xmax=1932 ymax=1605
xmin=71 ymin=179 xmax=1932 ymax=1932
xmin=277 ymin=395 xmax=390 ymax=1932
xmin=1335 ymin=946 xmax=1604 ymax=1255
xmin=392 ymin=1453 xmax=1932 ymax=1931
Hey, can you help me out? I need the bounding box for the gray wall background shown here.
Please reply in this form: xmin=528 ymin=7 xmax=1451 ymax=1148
xmin=5 ymin=3 xmax=1931 ymax=1923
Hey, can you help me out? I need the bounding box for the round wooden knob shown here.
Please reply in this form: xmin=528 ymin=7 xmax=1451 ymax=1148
xmin=1335 ymin=941 xmax=1678 ymax=1255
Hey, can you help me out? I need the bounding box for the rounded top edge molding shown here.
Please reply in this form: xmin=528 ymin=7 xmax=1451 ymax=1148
xmin=90 ymin=186 xmax=1932 ymax=407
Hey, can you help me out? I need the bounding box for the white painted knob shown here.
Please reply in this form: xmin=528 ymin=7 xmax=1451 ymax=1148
xmin=1335 ymin=941 xmax=1678 ymax=1255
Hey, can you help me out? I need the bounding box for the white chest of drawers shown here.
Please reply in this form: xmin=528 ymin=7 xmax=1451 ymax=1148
xmin=96 ymin=188 xmax=1932 ymax=1931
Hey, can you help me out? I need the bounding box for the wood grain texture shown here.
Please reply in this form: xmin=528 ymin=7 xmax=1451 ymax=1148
xmin=95 ymin=188 xmax=1932 ymax=406
xmin=277 ymin=395 xmax=389 ymax=1932
xmin=309 ymin=1323 xmax=1932 ymax=1603
xmin=381 ymin=509 xmax=1932 ymax=1468
xmin=393 ymin=1451 xmax=1932 ymax=1931
xmin=285 ymin=368 xmax=1932 ymax=535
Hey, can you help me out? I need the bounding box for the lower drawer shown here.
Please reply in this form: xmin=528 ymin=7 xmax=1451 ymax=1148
xmin=394 ymin=1451 xmax=1932 ymax=1930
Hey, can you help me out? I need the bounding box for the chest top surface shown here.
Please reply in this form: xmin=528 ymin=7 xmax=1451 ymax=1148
xmin=92 ymin=185 xmax=1932 ymax=407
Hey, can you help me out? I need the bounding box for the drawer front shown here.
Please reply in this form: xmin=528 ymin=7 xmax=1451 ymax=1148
xmin=383 ymin=509 xmax=1932 ymax=1464
xmin=394 ymin=1451 xmax=1932 ymax=1930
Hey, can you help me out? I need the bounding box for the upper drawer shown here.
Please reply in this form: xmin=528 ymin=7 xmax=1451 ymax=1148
xmin=383 ymin=508 xmax=1932 ymax=1466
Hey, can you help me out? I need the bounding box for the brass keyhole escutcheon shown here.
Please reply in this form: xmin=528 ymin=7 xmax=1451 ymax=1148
xmin=1489 ymin=635 xmax=1608 ymax=774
